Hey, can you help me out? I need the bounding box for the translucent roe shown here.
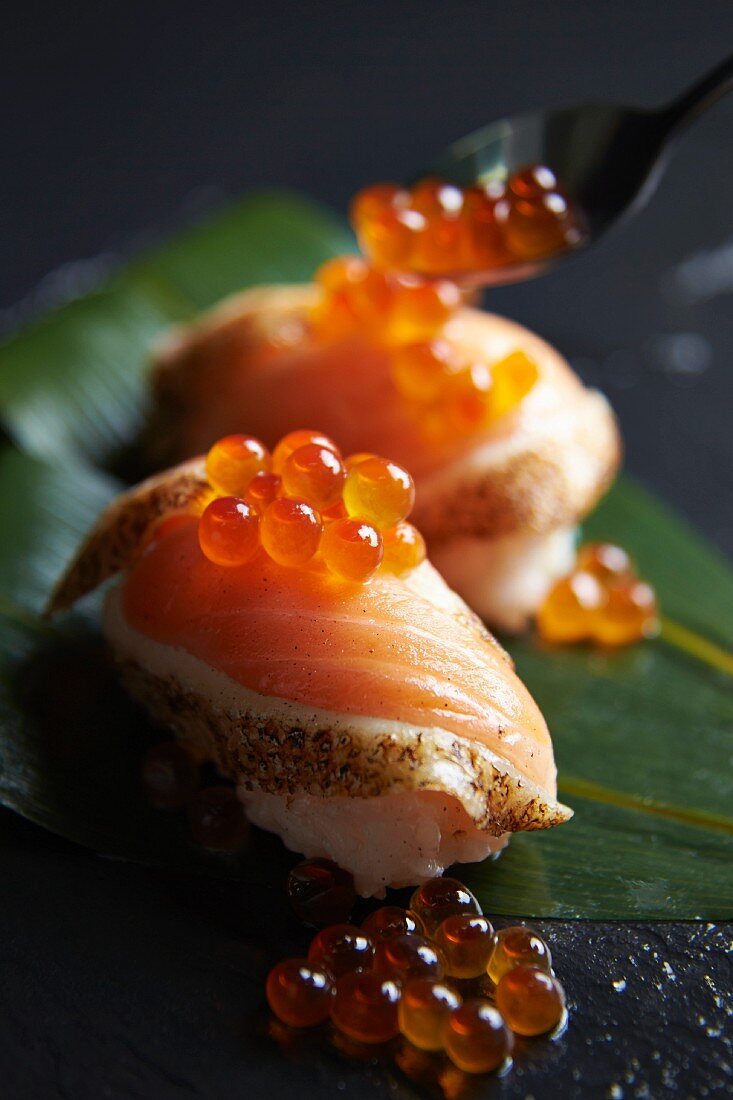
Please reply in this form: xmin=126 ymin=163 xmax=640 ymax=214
xmin=536 ymin=572 xmax=604 ymax=643
xmin=271 ymin=429 xmax=340 ymax=475
xmin=391 ymin=340 xmax=456 ymax=403
xmin=308 ymin=923 xmax=374 ymax=977
xmin=287 ymin=858 xmax=356 ymax=928
xmin=282 ymin=444 xmax=346 ymax=511
xmin=343 ymin=456 xmax=415 ymax=530
xmin=198 ymin=496 xmax=260 ymax=567
xmin=398 ymin=978 xmax=462 ymax=1052
xmin=487 ymin=926 xmax=552 ymax=986
xmin=381 ymin=522 xmax=426 ymax=576
xmin=592 ymin=579 xmax=659 ymax=647
xmin=410 ymin=877 xmax=482 ymax=935
xmin=374 ymin=933 xmax=445 ymax=983
xmin=321 ymin=517 xmax=384 ymax=582
xmin=186 ymin=786 xmax=249 ymax=851
xmin=331 ymin=971 xmax=401 ymax=1044
xmin=141 ymin=741 xmax=198 ymax=809
xmin=442 ymin=999 xmax=513 ymax=1074
xmin=266 ymin=957 xmax=335 ymax=1028
xmin=362 ymin=906 xmax=424 ymax=942
xmin=205 ymin=434 xmax=270 ymax=496
xmin=434 ymin=915 xmax=494 ymax=980
xmin=577 ymin=541 xmax=632 ymax=582
xmin=495 ymin=966 xmax=566 ymax=1036
xmin=260 ymin=497 xmax=322 ymax=567
xmin=245 ymin=471 xmax=282 ymax=512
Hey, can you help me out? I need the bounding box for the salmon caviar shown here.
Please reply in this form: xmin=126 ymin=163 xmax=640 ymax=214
xmin=391 ymin=340 xmax=457 ymax=403
xmin=362 ymin=906 xmax=424 ymax=942
xmin=385 ymin=276 xmax=462 ymax=344
xmin=287 ymin=858 xmax=356 ymax=928
xmin=537 ymin=542 xmax=659 ymax=647
xmin=374 ymin=933 xmax=445 ymax=982
xmin=331 ymin=971 xmax=401 ymax=1043
xmin=410 ymin=877 xmax=482 ymax=935
xmin=381 ymin=522 xmax=426 ymax=576
xmin=495 ymin=966 xmax=566 ymax=1036
xmin=308 ymin=923 xmax=374 ymax=977
xmin=244 ymin=471 xmax=282 ymax=512
xmin=442 ymin=999 xmax=513 ymax=1074
xmin=398 ymin=978 xmax=462 ymax=1051
xmin=141 ymin=741 xmax=198 ymax=809
xmin=434 ymin=915 xmax=495 ymax=980
xmin=198 ymin=497 xmax=260 ymax=567
xmin=351 ymin=165 xmax=584 ymax=277
xmin=271 ymin=429 xmax=340 ymax=475
xmin=321 ymin=517 xmax=384 ymax=582
xmin=260 ymin=497 xmax=322 ymax=567
xmin=205 ymin=434 xmax=270 ymax=497
xmin=266 ymin=957 xmax=335 ymax=1028
xmin=490 ymin=350 xmax=540 ymax=419
xmin=282 ymin=443 xmax=346 ymax=511
xmin=343 ymin=456 xmax=415 ymax=530
xmin=186 ymin=786 xmax=249 ymax=851
xmin=486 ymin=926 xmax=552 ymax=986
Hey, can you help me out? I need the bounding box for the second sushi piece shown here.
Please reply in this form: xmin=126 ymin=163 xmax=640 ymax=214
xmin=48 ymin=430 xmax=571 ymax=896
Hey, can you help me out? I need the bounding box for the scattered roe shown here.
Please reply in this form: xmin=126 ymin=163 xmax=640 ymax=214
xmin=197 ymin=431 xmax=426 ymax=584
xmin=310 ymin=252 xmax=540 ymax=439
xmin=266 ymin=875 xmax=567 ymax=1078
xmin=536 ymin=541 xmax=659 ymax=648
xmin=287 ymin=858 xmax=356 ymax=928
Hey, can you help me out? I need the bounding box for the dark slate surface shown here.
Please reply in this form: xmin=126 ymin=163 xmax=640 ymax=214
xmin=2 ymin=3 xmax=733 ymax=1097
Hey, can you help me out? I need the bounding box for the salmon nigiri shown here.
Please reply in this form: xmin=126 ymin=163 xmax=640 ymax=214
xmin=147 ymin=261 xmax=620 ymax=632
xmin=48 ymin=431 xmax=571 ymax=896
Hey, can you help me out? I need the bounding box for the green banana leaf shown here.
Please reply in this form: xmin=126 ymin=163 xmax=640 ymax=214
xmin=0 ymin=192 xmax=730 ymax=919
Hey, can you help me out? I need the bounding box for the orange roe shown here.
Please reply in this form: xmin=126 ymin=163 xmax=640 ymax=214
xmin=266 ymin=957 xmax=335 ymax=1028
xmin=434 ymin=915 xmax=494 ymax=980
xmin=592 ymin=578 xmax=659 ymax=647
xmin=260 ymin=498 xmax=322 ymax=567
xmin=343 ymin=456 xmax=415 ymax=530
xmin=487 ymin=926 xmax=552 ymax=986
xmin=271 ymin=429 xmax=340 ymax=475
xmin=287 ymin=858 xmax=356 ymax=928
xmin=385 ymin=276 xmax=462 ymax=343
xmin=495 ymin=966 xmax=565 ymax=1036
xmin=205 ymin=434 xmax=270 ymax=496
xmin=443 ymin=999 xmax=513 ymax=1074
xmin=391 ymin=340 xmax=457 ymax=403
xmin=489 ymin=350 xmax=539 ymax=419
xmin=244 ymin=471 xmax=282 ymax=512
xmin=398 ymin=978 xmax=462 ymax=1052
xmin=577 ymin=541 xmax=633 ymax=582
xmin=308 ymin=923 xmax=374 ymax=978
xmin=321 ymin=517 xmax=384 ymax=582
xmin=282 ymin=443 xmax=346 ymax=511
xmin=362 ymin=906 xmax=424 ymax=942
xmin=373 ymin=933 xmax=445 ymax=983
xmin=536 ymin=572 xmax=604 ymax=643
xmin=381 ymin=522 xmax=426 ymax=576
xmin=198 ymin=496 xmax=260 ymax=567
xmin=331 ymin=971 xmax=401 ymax=1044
xmin=410 ymin=877 xmax=482 ymax=935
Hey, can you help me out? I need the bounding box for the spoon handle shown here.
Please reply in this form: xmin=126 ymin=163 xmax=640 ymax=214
xmin=663 ymin=52 xmax=733 ymax=133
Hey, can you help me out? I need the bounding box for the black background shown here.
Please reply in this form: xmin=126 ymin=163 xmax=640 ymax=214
xmin=2 ymin=3 xmax=732 ymax=1097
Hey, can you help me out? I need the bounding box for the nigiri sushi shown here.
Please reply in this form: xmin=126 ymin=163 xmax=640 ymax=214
xmin=147 ymin=265 xmax=620 ymax=632
xmin=48 ymin=431 xmax=571 ymax=896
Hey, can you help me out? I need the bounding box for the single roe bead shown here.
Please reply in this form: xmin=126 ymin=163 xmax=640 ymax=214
xmin=198 ymin=497 xmax=260 ymax=567
xmin=308 ymin=923 xmax=374 ymax=977
xmin=142 ymin=741 xmax=198 ymax=809
xmin=260 ymin=497 xmax=322 ymax=567
xmin=591 ymin=579 xmax=659 ymax=647
xmin=495 ymin=966 xmax=566 ymax=1036
xmin=487 ymin=926 xmax=552 ymax=986
xmin=387 ymin=276 xmax=462 ymax=343
xmin=343 ymin=456 xmax=415 ymax=530
xmin=362 ymin=906 xmax=424 ymax=942
xmin=536 ymin=572 xmax=603 ymax=644
xmin=398 ymin=978 xmax=462 ymax=1052
xmin=434 ymin=915 xmax=495 ymax=979
xmin=205 ymin=434 xmax=269 ymax=496
xmin=350 ymin=183 xmax=408 ymax=228
xmin=331 ymin=971 xmax=401 ymax=1043
xmin=272 ymin=429 xmax=340 ymax=474
xmin=489 ymin=350 xmax=539 ymax=420
xmin=282 ymin=443 xmax=346 ymax=510
xmin=577 ymin=541 xmax=633 ymax=582
xmin=391 ymin=340 xmax=455 ymax=403
xmin=410 ymin=877 xmax=482 ymax=935
xmin=245 ymin=471 xmax=282 ymax=512
xmin=443 ymin=999 xmax=513 ymax=1074
xmin=321 ymin=517 xmax=383 ymax=582
xmin=266 ymin=957 xmax=335 ymax=1028
xmin=287 ymin=858 xmax=356 ymax=928
xmin=186 ymin=786 xmax=249 ymax=851
xmin=381 ymin=522 xmax=426 ymax=576
xmin=373 ymin=933 xmax=445 ymax=983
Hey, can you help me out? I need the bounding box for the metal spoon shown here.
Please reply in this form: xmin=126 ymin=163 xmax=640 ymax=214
xmin=424 ymin=52 xmax=733 ymax=286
